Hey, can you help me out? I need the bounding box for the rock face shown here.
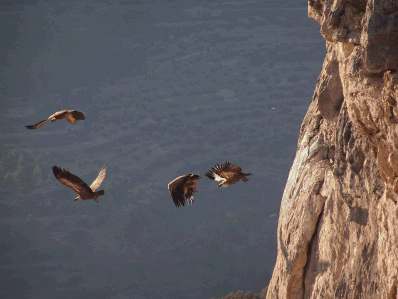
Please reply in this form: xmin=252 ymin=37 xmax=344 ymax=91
xmin=267 ymin=1 xmax=398 ymax=298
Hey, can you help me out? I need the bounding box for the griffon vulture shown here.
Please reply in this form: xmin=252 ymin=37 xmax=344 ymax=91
xmin=205 ymin=161 xmax=252 ymax=187
xmin=52 ymin=165 xmax=107 ymax=203
xmin=25 ymin=110 xmax=85 ymax=129
xmin=168 ymin=174 xmax=201 ymax=208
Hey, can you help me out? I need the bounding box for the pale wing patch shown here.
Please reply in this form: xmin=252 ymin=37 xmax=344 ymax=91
xmin=90 ymin=166 xmax=107 ymax=191
xmin=51 ymin=110 xmax=68 ymax=121
xmin=213 ymin=173 xmax=226 ymax=183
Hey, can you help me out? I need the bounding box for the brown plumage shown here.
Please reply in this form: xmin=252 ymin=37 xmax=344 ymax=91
xmin=205 ymin=161 xmax=252 ymax=187
xmin=25 ymin=110 xmax=85 ymax=129
xmin=52 ymin=165 xmax=107 ymax=203
xmin=168 ymin=174 xmax=201 ymax=208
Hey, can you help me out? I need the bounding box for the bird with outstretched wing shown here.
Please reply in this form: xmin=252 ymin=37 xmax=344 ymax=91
xmin=52 ymin=165 xmax=107 ymax=203
xmin=26 ymin=110 xmax=85 ymax=129
xmin=205 ymin=161 xmax=252 ymax=187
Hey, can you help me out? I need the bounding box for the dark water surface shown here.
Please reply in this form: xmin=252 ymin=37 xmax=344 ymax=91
xmin=0 ymin=1 xmax=325 ymax=298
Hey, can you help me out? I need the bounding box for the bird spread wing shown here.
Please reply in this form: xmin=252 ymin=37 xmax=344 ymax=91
xmin=65 ymin=111 xmax=85 ymax=123
xmin=25 ymin=118 xmax=51 ymax=129
xmin=219 ymin=162 xmax=242 ymax=180
xmin=206 ymin=161 xmax=242 ymax=181
xmin=90 ymin=165 xmax=107 ymax=191
xmin=205 ymin=166 xmax=221 ymax=181
xmin=52 ymin=166 xmax=92 ymax=196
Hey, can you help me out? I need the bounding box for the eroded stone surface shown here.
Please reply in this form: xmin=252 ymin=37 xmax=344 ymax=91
xmin=267 ymin=1 xmax=398 ymax=298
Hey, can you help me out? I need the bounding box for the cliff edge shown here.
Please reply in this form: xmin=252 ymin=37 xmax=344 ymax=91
xmin=267 ymin=1 xmax=398 ymax=298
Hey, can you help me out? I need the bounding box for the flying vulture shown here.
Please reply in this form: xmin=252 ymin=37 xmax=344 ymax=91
xmin=205 ymin=161 xmax=252 ymax=187
xmin=52 ymin=165 xmax=107 ymax=203
xmin=25 ymin=110 xmax=85 ymax=129
xmin=168 ymin=174 xmax=201 ymax=208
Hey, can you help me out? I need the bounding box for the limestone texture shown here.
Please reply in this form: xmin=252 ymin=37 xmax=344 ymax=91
xmin=267 ymin=1 xmax=398 ymax=298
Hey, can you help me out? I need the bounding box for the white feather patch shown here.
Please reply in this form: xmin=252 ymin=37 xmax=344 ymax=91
xmin=213 ymin=173 xmax=226 ymax=183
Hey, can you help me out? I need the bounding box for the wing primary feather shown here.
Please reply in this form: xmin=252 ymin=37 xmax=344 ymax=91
xmin=52 ymin=165 xmax=92 ymax=196
xmin=205 ymin=171 xmax=215 ymax=180
xmin=25 ymin=119 xmax=50 ymax=129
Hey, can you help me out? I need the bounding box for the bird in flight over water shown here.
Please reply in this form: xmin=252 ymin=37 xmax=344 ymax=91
xmin=25 ymin=110 xmax=85 ymax=129
xmin=205 ymin=161 xmax=252 ymax=187
xmin=52 ymin=165 xmax=107 ymax=203
xmin=168 ymin=174 xmax=201 ymax=208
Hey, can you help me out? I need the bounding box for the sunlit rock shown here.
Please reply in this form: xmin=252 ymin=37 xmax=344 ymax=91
xmin=267 ymin=1 xmax=398 ymax=298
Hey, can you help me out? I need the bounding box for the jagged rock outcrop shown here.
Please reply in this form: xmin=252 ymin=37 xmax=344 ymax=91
xmin=267 ymin=1 xmax=398 ymax=298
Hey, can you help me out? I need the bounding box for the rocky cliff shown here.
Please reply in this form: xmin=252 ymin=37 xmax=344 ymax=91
xmin=267 ymin=1 xmax=398 ymax=298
